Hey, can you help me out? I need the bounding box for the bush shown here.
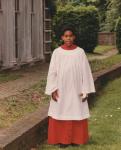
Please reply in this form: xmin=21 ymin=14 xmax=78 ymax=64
xmin=116 ymin=17 xmax=121 ymax=54
xmin=53 ymin=4 xmax=99 ymax=52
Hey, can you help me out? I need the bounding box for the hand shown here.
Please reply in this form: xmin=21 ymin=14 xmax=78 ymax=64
xmin=79 ymin=93 xmax=88 ymax=102
xmin=82 ymin=96 xmax=88 ymax=102
xmin=52 ymin=89 xmax=59 ymax=102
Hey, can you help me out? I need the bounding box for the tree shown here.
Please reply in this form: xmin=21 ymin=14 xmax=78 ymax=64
xmin=68 ymin=0 xmax=99 ymax=6
xmin=104 ymin=0 xmax=121 ymax=31
xmin=57 ymin=0 xmax=98 ymax=6
xmin=53 ymin=5 xmax=99 ymax=52
xmin=57 ymin=0 xmax=69 ymax=6
xmin=96 ymin=0 xmax=108 ymax=31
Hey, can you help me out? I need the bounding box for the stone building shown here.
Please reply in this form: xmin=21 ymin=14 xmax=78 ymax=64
xmin=0 ymin=0 xmax=52 ymax=69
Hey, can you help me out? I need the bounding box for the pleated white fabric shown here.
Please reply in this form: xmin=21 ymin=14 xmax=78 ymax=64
xmin=45 ymin=46 xmax=96 ymax=120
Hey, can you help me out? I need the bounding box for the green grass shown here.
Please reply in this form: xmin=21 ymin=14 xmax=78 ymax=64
xmin=38 ymin=76 xmax=121 ymax=150
xmin=0 ymin=97 xmax=38 ymax=128
xmin=94 ymin=45 xmax=115 ymax=53
xmin=86 ymin=45 xmax=115 ymax=58
xmin=90 ymin=54 xmax=121 ymax=73
xmin=0 ymin=72 xmax=23 ymax=83
xmin=0 ymin=79 xmax=49 ymax=128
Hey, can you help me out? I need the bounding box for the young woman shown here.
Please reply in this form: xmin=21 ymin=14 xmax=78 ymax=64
xmin=45 ymin=26 xmax=96 ymax=148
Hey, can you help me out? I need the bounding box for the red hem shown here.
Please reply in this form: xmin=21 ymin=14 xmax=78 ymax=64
xmin=47 ymin=116 xmax=89 ymax=145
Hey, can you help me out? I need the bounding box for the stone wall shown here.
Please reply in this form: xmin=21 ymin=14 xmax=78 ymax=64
xmin=98 ymin=32 xmax=116 ymax=45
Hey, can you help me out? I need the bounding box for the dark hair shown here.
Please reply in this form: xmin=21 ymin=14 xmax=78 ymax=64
xmin=60 ymin=26 xmax=76 ymax=36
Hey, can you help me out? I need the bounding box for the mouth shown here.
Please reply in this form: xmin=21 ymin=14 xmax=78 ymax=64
xmin=66 ymin=41 xmax=72 ymax=43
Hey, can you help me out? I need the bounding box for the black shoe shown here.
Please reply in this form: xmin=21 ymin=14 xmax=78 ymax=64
xmin=59 ymin=144 xmax=69 ymax=148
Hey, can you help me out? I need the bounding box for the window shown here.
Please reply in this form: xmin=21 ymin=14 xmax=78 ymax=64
xmin=45 ymin=0 xmax=49 ymax=8
xmin=15 ymin=0 xmax=19 ymax=58
xmin=31 ymin=0 xmax=34 ymax=56
xmin=31 ymin=0 xmax=34 ymax=13
xmin=15 ymin=0 xmax=19 ymax=11
xmin=44 ymin=0 xmax=52 ymax=53
xmin=0 ymin=0 xmax=2 ymax=10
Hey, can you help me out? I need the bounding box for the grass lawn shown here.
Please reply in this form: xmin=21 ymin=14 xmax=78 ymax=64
xmin=86 ymin=45 xmax=115 ymax=58
xmin=0 ymin=72 xmax=23 ymax=83
xmin=0 ymin=79 xmax=49 ymax=128
xmin=94 ymin=45 xmax=115 ymax=53
xmin=90 ymin=54 xmax=121 ymax=73
xmin=37 ymin=76 xmax=121 ymax=150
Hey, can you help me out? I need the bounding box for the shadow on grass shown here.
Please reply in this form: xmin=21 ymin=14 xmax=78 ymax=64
xmin=88 ymin=76 xmax=118 ymax=109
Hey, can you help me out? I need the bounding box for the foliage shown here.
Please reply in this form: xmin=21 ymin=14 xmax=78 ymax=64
xmin=96 ymin=0 xmax=108 ymax=31
xmin=56 ymin=0 xmax=121 ymax=32
xmin=72 ymin=0 xmax=99 ymax=6
xmin=116 ymin=17 xmax=121 ymax=53
xmin=53 ymin=4 xmax=99 ymax=52
xmin=57 ymin=0 xmax=99 ymax=6
xmin=104 ymin=0 xmax=121 ymax=31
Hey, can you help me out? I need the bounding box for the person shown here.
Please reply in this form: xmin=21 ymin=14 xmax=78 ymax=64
xmin=45 ymin=26 xmax=96 ymax=148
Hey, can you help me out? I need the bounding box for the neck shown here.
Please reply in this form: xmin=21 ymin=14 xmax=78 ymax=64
xmin=61 ymin=43 xmax=77 ymax=50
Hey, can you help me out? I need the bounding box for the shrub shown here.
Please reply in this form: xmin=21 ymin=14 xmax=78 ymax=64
xmin=53 ymin=4 xmax=99 ymax=52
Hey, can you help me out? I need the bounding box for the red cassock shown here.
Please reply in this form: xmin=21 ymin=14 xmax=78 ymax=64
xmin=48 ymin=116 xmax=89 ymax=144
xmin=47 ymin=44 xmax=89 ymax=145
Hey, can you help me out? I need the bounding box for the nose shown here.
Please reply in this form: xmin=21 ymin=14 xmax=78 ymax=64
xmin=67 ymin=37 xmax=71 ymax=40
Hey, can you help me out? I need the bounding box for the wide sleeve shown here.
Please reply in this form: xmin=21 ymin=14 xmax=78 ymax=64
xmin=45 ymin=50 xmax=58 ymax=95
xmin=81 ymin=49 xmax=96 ymax=94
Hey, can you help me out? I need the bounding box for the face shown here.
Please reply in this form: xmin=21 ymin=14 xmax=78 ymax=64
xmin=61 ymin=30 xmax=76 ymax=46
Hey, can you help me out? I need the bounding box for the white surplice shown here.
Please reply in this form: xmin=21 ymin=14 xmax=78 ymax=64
xmin=45 ymin=46 xmax=96 ymax=120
